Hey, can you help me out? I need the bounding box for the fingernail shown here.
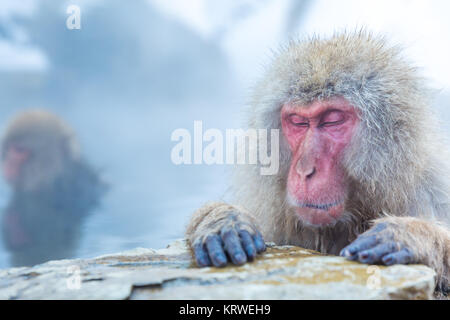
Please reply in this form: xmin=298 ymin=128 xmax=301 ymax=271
xmin=235 ymin=253 xmax=245 ymax=262
xmin=341 ymin=249 xmax=351 ymax=257
xmin=348 ymin=247 xmax=357 ymax=254
xmin=214 ymin=254 xmax=226 ymax=264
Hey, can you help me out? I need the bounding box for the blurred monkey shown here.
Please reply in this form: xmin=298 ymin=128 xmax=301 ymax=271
xmin=1 ymin=110 xmax=106 ymax=266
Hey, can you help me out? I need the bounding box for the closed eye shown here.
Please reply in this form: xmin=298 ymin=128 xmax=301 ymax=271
xmin=320 ymin=120 xmax=344 ymax=127
xmin=319 ymin=110 xmax=345 ymax=127
xmin=288 ymin=114 xmax=309 ymax=127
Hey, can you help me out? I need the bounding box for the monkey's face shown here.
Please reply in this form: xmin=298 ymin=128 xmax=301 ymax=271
xmin=2 ymin=137 xmax=66 ymax=192
xmin=281 ymin=96 xmax=359 ymax=227
xmin=2 ymin=144 xmax=30 ymax=186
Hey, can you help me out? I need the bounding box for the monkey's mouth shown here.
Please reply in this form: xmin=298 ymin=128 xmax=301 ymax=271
xmin=297 ymin=201 xmax=343 ymax=211
xmin=287 ymin=194 xmax=346 ymax=226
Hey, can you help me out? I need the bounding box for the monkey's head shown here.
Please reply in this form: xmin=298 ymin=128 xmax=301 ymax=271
xmin=2 ymin=110 xmax=80 ymax=192
xmin=251 ymin=30 xmax=431 ymax=228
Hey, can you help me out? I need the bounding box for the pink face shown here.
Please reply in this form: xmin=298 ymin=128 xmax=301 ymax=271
xmin=281 ymin=96 xmax=359 ymax=226
xmin=2 ymin=145 xmax=30 ymax=185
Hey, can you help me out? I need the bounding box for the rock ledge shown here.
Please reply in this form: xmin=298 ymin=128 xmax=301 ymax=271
xmin=0 ymin=240 xmax=436 ymax=299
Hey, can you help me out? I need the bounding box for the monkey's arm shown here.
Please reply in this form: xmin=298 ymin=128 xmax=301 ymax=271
xmin=340 ymin=216 xmax=450 ymax=290
xmin=186 ymin=202 xmax=266 ymax=267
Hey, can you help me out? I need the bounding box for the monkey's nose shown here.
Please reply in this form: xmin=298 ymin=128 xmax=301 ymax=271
xmin=305 ymin=167 xmax=316 ymax=179
xmin=296 ymin=159 xmax=316 ymax=180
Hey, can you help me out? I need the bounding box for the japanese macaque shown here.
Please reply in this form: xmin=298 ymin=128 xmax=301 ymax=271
xmin=186 ymin=30 xmax=450 ymax=292
xmin=1 ymin=110 xmax=106 ymax=266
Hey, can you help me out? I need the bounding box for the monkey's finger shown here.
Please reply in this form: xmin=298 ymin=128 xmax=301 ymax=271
xmin=340 ymin=235 xmax=378 ymax=259
xmin=221 ymin=228 xmax=247 ymax=265
xmin=238 ymin=230 xmax=257 ymax=261
xmin=253 ymin=232 xmax=266 ymax=253
xmin=364 ymin=222 xmax=388 ymax=235
xmin=193 ymin=242 xmax=212 ymax=267
xmin=205 ymin=235 xmax=228 ymax=267
xmin=357 ymin=242 xmax=401 ymax=264
xmin=382 ymin=248 xmax=414 ymax=266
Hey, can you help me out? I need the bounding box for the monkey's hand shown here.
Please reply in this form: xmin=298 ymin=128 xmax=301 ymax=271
xmin=339 ymin=217 xmax=450 ymax=289
xmin=186 ymin=202 xmax=266 ymax=268
xmin=339 ymin=219 xmax=416 ymax=265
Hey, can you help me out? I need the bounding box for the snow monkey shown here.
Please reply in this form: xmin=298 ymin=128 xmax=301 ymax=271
xmin=186 ymin=30 xmax=450 ymax=292
xmin=2 ymin=110 xmax=105 ymax=200
xmin=1 ymin=110 xmax=106 ymax=266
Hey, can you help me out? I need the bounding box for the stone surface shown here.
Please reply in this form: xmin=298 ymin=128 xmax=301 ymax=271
xmin=0 ymin=240 xmax=436 ymax=300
